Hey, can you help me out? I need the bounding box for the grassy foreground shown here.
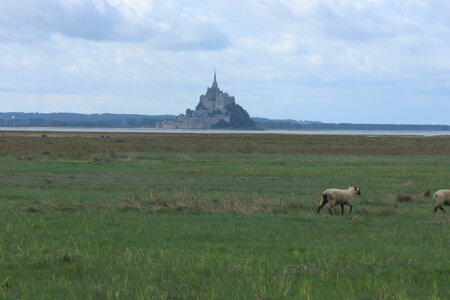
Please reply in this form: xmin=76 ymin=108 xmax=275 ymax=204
xmin=0 ymin=132 xmax=449 ymax=299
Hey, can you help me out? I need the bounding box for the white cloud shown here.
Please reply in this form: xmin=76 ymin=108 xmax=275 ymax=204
xmin=305 ymin=54 xmax=324 ymax=67
xmin=0 ymin=0 xmax=230 ymax=49
xmin=339 ymin=48 xmax=370 ymax=69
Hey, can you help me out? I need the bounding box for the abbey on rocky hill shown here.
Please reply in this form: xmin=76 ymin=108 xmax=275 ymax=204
xmin=157 ymin=72 xmax=256 ymax=129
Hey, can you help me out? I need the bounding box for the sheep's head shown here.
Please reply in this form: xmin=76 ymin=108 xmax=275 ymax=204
xmin=354 ymin=186 xmax=361 ymax=195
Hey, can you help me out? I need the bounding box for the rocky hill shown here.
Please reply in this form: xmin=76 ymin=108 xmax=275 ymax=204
xmin=157 ymin=73 xmax=257 ymax=129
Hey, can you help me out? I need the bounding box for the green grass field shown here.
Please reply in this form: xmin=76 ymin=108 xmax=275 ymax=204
xmin=0 ymin=132 xmax=449 ymax=299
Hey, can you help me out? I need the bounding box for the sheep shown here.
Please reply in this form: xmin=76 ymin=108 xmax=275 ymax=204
xmin=317 ymin=186 xmax=361 ymax=215
xmin=433 ymin=189 xmax=450 ymax=213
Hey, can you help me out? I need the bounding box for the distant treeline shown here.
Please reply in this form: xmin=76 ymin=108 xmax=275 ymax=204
xmin=0 ymin=112 xmax=449 ymax=131
xmin=0 ymin=113 xmax=175 ymax=128
xmin=254 ymin=118 xmax=450 ymax=131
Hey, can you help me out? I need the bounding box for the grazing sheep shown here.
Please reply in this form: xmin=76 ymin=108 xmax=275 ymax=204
xmin=433 ymin=190 xmax=450 ymax=213
xmin=317 ymin=186 xmax=361 ymax=215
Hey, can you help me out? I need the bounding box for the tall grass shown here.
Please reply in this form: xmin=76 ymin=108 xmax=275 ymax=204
xmin=1 ymin=131 xmax=449 ymax=159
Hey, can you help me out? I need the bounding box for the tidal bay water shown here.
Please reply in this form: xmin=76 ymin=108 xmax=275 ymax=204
xmin=1 ymin=127 xmax=449 ymax=136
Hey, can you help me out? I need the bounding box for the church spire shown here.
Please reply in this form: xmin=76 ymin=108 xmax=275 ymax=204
xmin=212 ymin=70 xmax=218 ymax=88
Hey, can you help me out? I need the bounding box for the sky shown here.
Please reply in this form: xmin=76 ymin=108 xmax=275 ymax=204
xmin=0 ymin=0 xmax=449 ymax=124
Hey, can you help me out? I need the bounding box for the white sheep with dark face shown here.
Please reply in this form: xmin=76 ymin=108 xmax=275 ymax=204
xmin=433 ymin=190 xmax=450 ymax=213
xmin=317 ymin=186 xmax=361 ymax=215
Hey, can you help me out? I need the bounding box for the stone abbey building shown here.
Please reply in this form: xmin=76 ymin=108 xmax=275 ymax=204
xmin=157 ymin=72 xmax=256 ymax=129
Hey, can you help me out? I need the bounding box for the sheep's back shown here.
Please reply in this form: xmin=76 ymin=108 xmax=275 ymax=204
xmin=323 ymin=188 xmax=352 ymax=204
xmin=434 ymin=190 xmax=450 ymax=203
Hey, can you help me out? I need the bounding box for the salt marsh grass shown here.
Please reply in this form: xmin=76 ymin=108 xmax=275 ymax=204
xmin=0 ymin=132 xmax=448 ymax=298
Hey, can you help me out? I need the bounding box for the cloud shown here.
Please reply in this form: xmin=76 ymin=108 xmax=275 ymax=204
xmin=0 ymin=0 xmax=119 ymax=41
xmin=266 ymin=0 xmax=447 ymax=43
xmin=0 ymin=0 xmax=231 ymax=50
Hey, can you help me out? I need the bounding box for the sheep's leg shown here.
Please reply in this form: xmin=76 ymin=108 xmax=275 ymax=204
xmin=328 ymin=204 xmax=334 ymax=215
xmin=349 ymin=205 xmax=353 ymax=213
xmin=434 ymin=206 xmax=445 ymax=213
xmin=317 ymin=203 xmax=326 ymax=214
xmin=341 ymin=204 xmax=345 ymax=215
